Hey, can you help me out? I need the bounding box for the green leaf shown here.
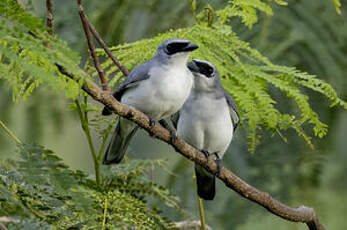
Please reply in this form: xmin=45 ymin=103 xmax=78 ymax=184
xmin=331 ymin=0 xmax=342 ymax=14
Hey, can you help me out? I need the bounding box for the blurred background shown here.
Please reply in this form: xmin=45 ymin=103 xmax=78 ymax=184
xmin=0 ymin=0 xmax=346 ymax=229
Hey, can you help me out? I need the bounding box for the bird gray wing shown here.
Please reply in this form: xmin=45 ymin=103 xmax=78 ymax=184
xmin=102 ymin=62 xmax=151 ymax=115
xmin=224 ymin=90 xmax=240 ymax=131
xmin=113 ymin=62 xmax=151 ymax=101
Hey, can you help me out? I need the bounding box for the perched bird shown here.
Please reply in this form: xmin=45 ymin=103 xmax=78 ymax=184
xmin=173 ymin=59 xmax=240 ymax=200
xmin=102 ymin=39 xmax=199 ymax=165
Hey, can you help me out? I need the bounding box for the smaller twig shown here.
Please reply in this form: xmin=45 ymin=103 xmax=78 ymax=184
xmin=0 ymin=224 xmax=7 ymax=230
xmin=46 ymin=0 xmax=53 ymax=35
xmin=16 ymin=0 xmax=24 ymax=8
xmin=86 ymin=19 xmax=129 ymax=76
xmin=102 ymin=197 xmax=108 ymax=230
xmin=77 ymin=0 xmax=109 ymax=91
xmin=193 ymin=171 xmax=207 ymax=230
xmin=0 ymin=217 xmax=18 ymax=223
xmin=0 ymin=217 xmax=15 ymax=230
xmin=75 ymin=99 xmax=101 ymax=185
xmin=172 ymin=220 xmax=212 ymax=230
xmin=0 ymin=120 xmax=21 ymax=144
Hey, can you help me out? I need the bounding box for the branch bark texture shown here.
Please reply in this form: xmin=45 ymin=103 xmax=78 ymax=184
xmin=86 ymin=20 xmax=129 ymax=76
xmin=46 ymin=0 xmax=53 ymax=35
xmin=77 ymin=0 xmax=109 ymax=91
xmin=173 ymin=220 xmax=212 ymax=230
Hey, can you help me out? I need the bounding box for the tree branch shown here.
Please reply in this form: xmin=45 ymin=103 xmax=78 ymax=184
xmin=76 ymin=0 xmax=109 ymax=91
xmin=56 ymin=65 xmax=327 ymax=230
xmin=46 ymin=0 xmax=53 ymax=35
xmin=86 ymin=19 xmax=129 ymax=76
xmin=0 ymin=217 xmax=18 ymax=230
xmin=173 ymin=220 xmax=213 ymax=230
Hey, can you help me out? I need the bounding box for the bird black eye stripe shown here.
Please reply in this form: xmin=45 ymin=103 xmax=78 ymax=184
xmin=166 ymin=42 xmax=189 ymax=54
xmin=196 ymin=62 xmax=214 ymax=77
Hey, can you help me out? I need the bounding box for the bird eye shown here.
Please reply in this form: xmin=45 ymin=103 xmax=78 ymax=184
xmin=166 ymin=43 xmax=173 ymax=50
xmin=207 ymin=67 xmax=214 ymax=75
xmin=165 ymin=43 xmax=176 ymax=54
xmin=203 ymin=66 xmax=214 ymax=77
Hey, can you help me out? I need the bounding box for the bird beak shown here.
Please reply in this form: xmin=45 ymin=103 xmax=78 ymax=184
xmin=182 ymin=43 xmax=199 ymax=52
xmin=187 ymin=60 xmax=200 ymax=72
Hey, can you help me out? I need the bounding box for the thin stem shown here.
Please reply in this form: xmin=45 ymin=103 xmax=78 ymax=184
xmin=77 ymin=0 xmax=109 ymax=91
xmin=16 ymin=0 xmax=24 ymax=8
xmin=75 ymin=99 xmax=100 ymax=185
xmin=102 ymin=197 xmax=108 ymax=230
xmin=97 ymin=132 xmax=109 ymax=161
xmin=86 ymin=18 xmax=129 ymax=76
xmin=193 ymin=170 xmax=206 ymax=230
xmin=46 ymin=0 xmax=53 ymax=35
xmin=0 ymin=120 xmax=21 ymax=144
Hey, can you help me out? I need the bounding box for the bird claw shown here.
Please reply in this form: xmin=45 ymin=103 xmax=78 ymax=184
xmin=169 ymin=129 xmax=178 ymax=143
xmin=200 ymin=149 xmax=210 ymax=160
xmin=213 ymin=152 xmax=222 ymax=176
xmin=148 ymin=117 xmax=155 ymax=127
xmin=158 ymin=119 xmax=177 ymax=143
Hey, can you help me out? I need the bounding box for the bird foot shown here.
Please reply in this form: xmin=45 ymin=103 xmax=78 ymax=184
xmin=200 ymin=149 xmax=210 ymax=160
xmin=213 ymin=152 xmax=222 ymax=176
xmin=159 ymin=119 xmax=177 ymax=143
xmin=169 ymin=128 xmax=178 ymax=143
xmin=148 ymin=117 xmax=156 ymax=128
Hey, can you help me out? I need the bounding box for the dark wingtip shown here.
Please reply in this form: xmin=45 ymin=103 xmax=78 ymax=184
xmin=102 ymin=106 xmax=112 ymax=116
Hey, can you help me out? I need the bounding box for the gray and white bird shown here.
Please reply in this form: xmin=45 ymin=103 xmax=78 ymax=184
xmin=102 ymin=39 xmax=199 ymax=165
xmin=173 ymin=59 xmax=240 ymax=200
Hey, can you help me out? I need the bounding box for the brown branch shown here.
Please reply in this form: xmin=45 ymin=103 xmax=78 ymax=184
xmin=0 ymin=217 xmax=19 ymax=230
xmin=76 ymin=0 xmax=110 ymax=91
xmin=16 ymin=0 xmax=24 ymax=8
xmin=172 ymin=220 xmax=213 ymax=230
xmin=56 ymin=66 xmax=327 ymax=230
xmin=86 ymin=18 xmax=129 ymax=76
xmin=46 ymin=0 xmax=53 ymax=35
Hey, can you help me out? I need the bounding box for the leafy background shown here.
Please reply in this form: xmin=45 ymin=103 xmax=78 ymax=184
xmin=0 ymin=0 xmax=347 ymax=229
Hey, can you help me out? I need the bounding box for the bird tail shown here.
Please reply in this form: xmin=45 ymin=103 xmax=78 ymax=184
xmin=194 ymin=163 xmax=216 ymax=200
xmin=102 ymin=119 xmax=138 ymax=165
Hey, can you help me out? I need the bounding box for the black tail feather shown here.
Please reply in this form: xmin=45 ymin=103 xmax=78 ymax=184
xmin=195 ymin=163 xmax=216 ymax=200
xmin=102 ymin=121 xmax=138 ymax=165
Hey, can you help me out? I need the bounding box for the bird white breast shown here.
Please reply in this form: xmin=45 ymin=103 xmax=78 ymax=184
xmin=121 ymin=63 xmax=193 ymax=120
xmin=177 ymin=93 xmax=233 ymax=159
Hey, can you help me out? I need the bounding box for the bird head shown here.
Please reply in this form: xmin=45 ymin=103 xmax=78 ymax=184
xmin=156 ymin=39 xmax=199 ymax=65
xmin=187 ymin=59 xmax=221 ymax=91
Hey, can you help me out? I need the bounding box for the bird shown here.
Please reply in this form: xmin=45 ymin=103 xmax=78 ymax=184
xmin=172 ymin=59 xmax=240 ymax=200
xmin=102 ymin=38 xmax=199 ymax=165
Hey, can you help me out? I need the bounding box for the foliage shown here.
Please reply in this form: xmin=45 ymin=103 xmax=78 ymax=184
xmin=217 ymin=0 xmax=287 ymax=28
xmin=0 ymin=0 xmax=85 ymax=101
xmin=0 ymin=142 xmax=178 ymax=229
xmin=332 ymin=0 xmax=342 ymax=14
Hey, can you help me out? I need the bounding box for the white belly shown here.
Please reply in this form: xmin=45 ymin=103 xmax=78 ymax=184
xmin=177 ymin=95 xmax=233 ymax=158
xmin=121 ymin=65 xmax=193 ymax=120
